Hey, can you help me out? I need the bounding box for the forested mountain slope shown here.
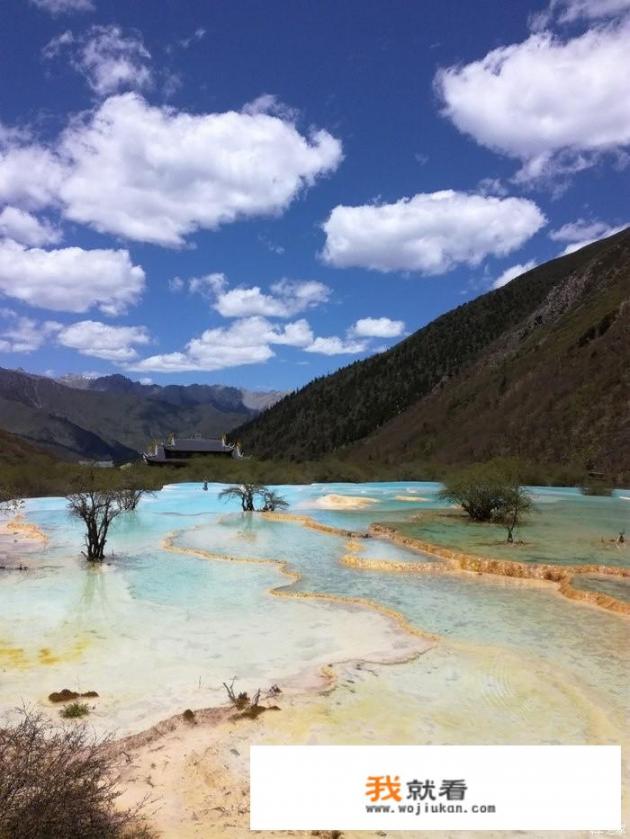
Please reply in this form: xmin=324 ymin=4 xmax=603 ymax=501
xmin=237 ymin=228 xmax=630 ymax=478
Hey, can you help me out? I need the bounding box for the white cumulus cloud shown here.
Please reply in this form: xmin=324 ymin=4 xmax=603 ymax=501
xmin=186 ymin=273 xmax=227 ymax=298
xmin=532 ymin=0 xmax=630 ymax=28
xmin=57 ymin=320 xmax=151 ymax=361
xmin=492 ymin=260 xmax=538 ymax=289
xmin=172 ymin=273 xmax=331 ymax=318
xmin=0 ymin=144 xmax=65 ymax=210
xmin=214 ymin=279 xmax=330 ymax=318
xmin=128 ymin=309 xmax=392 ymax=371
xmin=549 ymin=218 xmax=628 ymax=254
xmin=57 ymin=94 xmax=342 ymax=246
xmin=44 ymin=25 xmax=153 ymax=96
xmin=0 ymin=309 xmax=61 ymax=353
xmin=556 ymin=224 xmax=628 ymax=255
xmin=30 ymin=0 xmax=94 ymax=14
xmin=549 ymin=218 xmax=626 ymax=242
xmin=436 ymin=20 xmax=630 ymax=181
xmin=128 ymin=317 xmax=314 ymax=373
xmin=0 ymin=207 xmax=61 ymax=246
xmin=0 ymin=240 xmax=145 ymax=314
xmin=270 ymin=319 xmax=315 ymax=347
xmin=0 ymin=94 xmax=342 ymax=247
xmin=214 ymin=286 xmax=288 ymax=318
xmin=349 ymin=317 xmax=405 ymax=338
xmin=321 ymin=191 xmax=545 ymax=274
xmin=305 ymin=336 xmax=368 ymax=355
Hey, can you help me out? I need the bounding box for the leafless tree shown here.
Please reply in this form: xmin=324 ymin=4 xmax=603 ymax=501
xmin=218 ymin=483 xmax=263 ymax=512
xmin=218 ymin=484 xmax=288 ymax=513
xmin=67 ymin=488 xmax=124 ymax=561
xmin=115 ymin=486 xmax=153 ymax=512
xmin=495 ymin=486 xmax=534 ymax=543
xmin=67 ymin=470 xmax=152 ymax=561
xmin=259 ymin=489 xmax=289 ymax=512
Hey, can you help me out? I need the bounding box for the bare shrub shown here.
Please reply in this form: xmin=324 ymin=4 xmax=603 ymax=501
xmin=115 ymin=486 xmax=155 ymax=512
xmin=259 ymin=489 xmax=289 ymax=512
xmin=0 ymin=709 xmax=154 ymax=839
xmin=222 ymin=678 xmax=282 ymax=719
xmin=218 ymin=484 xmax=288 ymax=513
xmin=222 ymin=677 xmax=251 ymax=710
xmin=218 ymin=484 xmax=263 ymax=512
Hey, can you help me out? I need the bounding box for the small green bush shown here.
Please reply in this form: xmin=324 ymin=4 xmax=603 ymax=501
xmin=60 ymin=701 xmax=90 ymax=719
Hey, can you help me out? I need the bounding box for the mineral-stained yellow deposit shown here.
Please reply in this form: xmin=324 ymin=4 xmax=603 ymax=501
xmin=0 ymin=644 xmax=28 ymax=668
xmin=0 ymin=516 xmax=48 ymax=543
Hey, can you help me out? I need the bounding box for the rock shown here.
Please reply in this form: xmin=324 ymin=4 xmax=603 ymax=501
xmin=48 ymin=688 xmax=99 ymax=703
xmin=48 ymin=689 xmax=79 ymax=703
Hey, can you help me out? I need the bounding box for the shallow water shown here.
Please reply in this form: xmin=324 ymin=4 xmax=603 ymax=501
xmin=1 ymin=482 xmax=628 ymax=754
xmin=182 ymin=513 xmax=629 ymax=737
xmin=388 ymin=490 xmax=630 ymax=568
xmin=571 ymin=573 xmax=630 ymax=603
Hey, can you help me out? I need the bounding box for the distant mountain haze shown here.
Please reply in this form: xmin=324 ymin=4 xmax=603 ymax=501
xmin=0 ymin=369 xmax=284 ymax=462
xmin=57 ymin=373 xmax=284 ymax=413
xmin=235 ymin=228 xmax=630 ymax=480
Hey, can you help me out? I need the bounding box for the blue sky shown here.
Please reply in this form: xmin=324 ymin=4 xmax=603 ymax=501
xmin=0 ymin=0 xmax=628 ymax=391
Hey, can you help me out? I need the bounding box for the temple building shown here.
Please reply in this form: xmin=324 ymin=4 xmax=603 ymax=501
xmin=143 ymin=435 xmax=242 ymax=466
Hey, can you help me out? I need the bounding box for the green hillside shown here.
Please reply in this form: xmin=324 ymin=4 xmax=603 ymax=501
xmin=237 ymin=228 xmax=630 ymax=481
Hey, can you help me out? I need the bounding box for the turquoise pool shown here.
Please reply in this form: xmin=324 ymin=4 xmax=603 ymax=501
xmin=1 ymin=482 xmax=628 ymax=749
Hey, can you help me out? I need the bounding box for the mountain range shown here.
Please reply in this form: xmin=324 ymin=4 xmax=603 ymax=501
xmin=236 ymin=228 xmax=630 ymax=481
xmin=0 ymin=369 xmax=284 ymax=462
